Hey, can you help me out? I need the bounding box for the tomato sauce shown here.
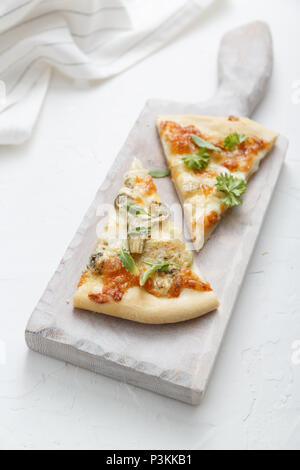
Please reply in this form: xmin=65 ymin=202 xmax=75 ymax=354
xmin=88 ymin=257 xmax=139 ymax=304
xmin=134 ymin=175 xmax=157 ymax=196
xmin=220 ymin=136 xmax=269 ymax=173
xmin=168 ymin=268 xmax=212 ymax=298
xmin=204 ymin=211 xmax=219 ymax=231
xmin=159 ymin=121 xmax=205 ymax=155
xmin=200 ymin=184 xmax=213 ymax=198
xmin=86 ymin=256 xmax=211 ymax=304
xmin=160 ymin=120 xmax=269 ymax=174
xmin=78 ymin=270 xmax=89 ymax=288
xmin=143 ymin=267 xmax=211 ymax=298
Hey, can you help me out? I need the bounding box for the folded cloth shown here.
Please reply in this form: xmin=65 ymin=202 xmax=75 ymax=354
xmin=0 ymin=0 xmax=213 ymax=145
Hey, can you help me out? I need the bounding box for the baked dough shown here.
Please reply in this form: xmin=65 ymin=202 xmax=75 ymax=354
xmin=74 ymin=279 xmax=218 ymax=324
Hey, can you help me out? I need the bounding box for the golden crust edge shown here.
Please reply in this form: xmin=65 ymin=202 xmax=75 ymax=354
xmin=156 ymin=115 xmax=279 ymax=142
xmin=73 ymin=282 xmax=219 ymax=324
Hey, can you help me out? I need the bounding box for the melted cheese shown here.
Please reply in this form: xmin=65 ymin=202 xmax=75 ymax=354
xmin=79 ymin=158 xmax=210 ymax=303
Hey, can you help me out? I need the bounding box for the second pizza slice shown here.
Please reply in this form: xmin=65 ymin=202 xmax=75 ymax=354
xmin=74 ymin=158 xmax=219 ymax=324
xmin=157 ymin=115 xmax=279 ymax=250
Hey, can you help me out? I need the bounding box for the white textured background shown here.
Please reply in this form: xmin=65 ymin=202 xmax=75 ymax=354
xmin=0 ymin=0 xmax=300 ymax=450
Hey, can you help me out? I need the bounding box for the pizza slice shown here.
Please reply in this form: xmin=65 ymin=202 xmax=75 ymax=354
xmin=157 ymin=115 xmax=279 ymax=250
xmin=74 ymin=158 xmax=219 ymax=324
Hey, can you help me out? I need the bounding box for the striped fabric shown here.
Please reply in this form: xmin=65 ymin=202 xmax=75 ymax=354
xmin=0 ymin=0 xmax=213 ymax=145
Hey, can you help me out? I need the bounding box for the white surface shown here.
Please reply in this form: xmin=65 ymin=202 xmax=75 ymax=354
xmin=0 ymin=0 xmax=299 ymax=450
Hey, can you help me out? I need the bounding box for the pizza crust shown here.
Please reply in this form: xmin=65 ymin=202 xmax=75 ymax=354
xmin=74 ymin=282 xmax=219 ymax=324
xmin=74 ymin=261 xmax=219 ymax=324
xmin=156 ymin=115 xmax=279 ymax=143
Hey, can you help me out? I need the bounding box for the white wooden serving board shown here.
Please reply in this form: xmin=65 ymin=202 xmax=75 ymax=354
xmin=25 ymin=22 xmax=288 ymax=405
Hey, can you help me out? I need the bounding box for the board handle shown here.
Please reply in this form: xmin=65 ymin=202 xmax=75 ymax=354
xmin=213 ymin=21 xmax=273 ymax=117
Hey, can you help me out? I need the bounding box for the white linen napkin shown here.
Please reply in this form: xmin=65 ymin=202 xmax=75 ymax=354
xmin=0 ymin=0 xmax=214 ymax=145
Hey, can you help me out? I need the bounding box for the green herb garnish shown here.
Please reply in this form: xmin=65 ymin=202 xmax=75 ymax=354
xmin=126 ymin=204 xmax=149 ymax=216
xmin=182 ymin=134 xmax=221 ymax=171
xmin=223 ymin=133 xmax=248 ymax=151
xmin=215 ymin=173 xmax=247 ymax=207
xmin=182 ymin=148 xmax=210 ymax=171
xmin=119 ymin=247 xmax=139 ymax=275
xmin=148 ymin=168 xmax=170 ymax=178
xmin=191 ymin=134 xmax=221 ymax=153
xmin=139 ymin=262 xmax=170 ymax=287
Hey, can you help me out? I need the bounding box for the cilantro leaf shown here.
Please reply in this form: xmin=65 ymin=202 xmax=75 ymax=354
xmin=140 ymin=262 xmax=170 ymax=287
xmin=182 ymin=148 xmax=210 ymax=171
xmin=223 ymin=133 xmax=248 ymax=151
xmin=148 ymin=168 xmax=170 ymax=178
xmin=191 ymin=134 xmax=221 ymax=153
xmin=119 ymin=247 xmax=139 ymax=275
xmin=215 ymin=173 xmax=247 ymax=207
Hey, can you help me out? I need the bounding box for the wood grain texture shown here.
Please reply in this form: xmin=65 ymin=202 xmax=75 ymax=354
xmin=25 ymin=22 xmax=288 ymax=404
